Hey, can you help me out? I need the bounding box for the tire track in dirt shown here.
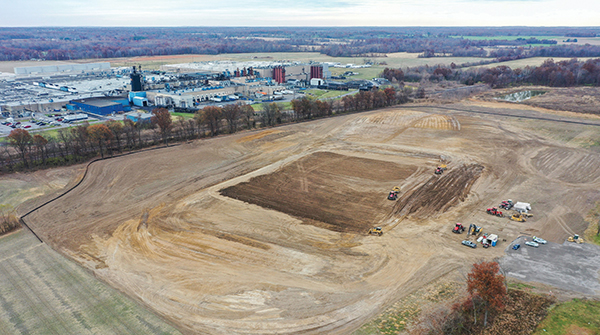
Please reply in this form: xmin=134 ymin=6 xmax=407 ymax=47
xmin=393 ymin=164 xmax=484 ymax=219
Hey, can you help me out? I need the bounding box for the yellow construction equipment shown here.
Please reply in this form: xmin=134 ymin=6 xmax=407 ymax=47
xmin=368 ymin=227 xmax=383 ymax=236
xmin=467 ymin=224 xmax=482 ymax=237
xmin=567 ymin=234 xmax=584 ymax=244
xmin=392 ymin=186 xmax=401 ymax=193
xmin=510 ymin=213 xmax=526 ymax=222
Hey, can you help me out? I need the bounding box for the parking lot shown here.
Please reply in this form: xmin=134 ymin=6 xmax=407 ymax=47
xmin=500 ymin=236 xmax=600 ymax=295
xmin=0 ymin=113 xmax=100 ymax=136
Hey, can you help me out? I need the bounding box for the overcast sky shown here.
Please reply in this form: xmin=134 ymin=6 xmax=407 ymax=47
xmin=2 ymin=0 xmax=599 ymax=27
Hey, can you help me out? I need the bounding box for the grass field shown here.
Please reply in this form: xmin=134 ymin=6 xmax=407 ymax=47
xmin=533 ymin=299 xmax=600 ymax=335
xmin=251 ymin=101 xmax=292 ymax=112
xmin=305 ymin=89 xmax=350 ymax=99
xmin=0 ymin=230 xmax=182 ymax=335
xmin=170 ymin=112 xmax=195 ymax=120
xmin=330 ymin=67 xmax=383 ymax=80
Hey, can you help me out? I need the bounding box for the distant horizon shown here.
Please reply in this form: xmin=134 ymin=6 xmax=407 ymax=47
xmin=2 ymin=0 xmax=600 ymax=27
xmin=2 ymin=25 xmax=600 ymax=28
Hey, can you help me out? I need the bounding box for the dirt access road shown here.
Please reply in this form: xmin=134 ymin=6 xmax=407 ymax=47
xmin=25 ymin=100 xmax=600 ymax=334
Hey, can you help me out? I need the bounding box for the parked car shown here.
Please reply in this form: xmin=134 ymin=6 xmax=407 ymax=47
xmin=512 ymin=244 xmax=521 ymax=250
xmin=23 ymin=125 xmax=31 ymax=129
xmin=525 ymin=241 xmax=539 ymax=248
xmin=462 ymin=240 xmax=477 ymax=248
xmin=532 ymin=236 xmax=547 ymax=244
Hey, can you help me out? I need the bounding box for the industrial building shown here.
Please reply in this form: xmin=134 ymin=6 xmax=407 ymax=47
xmin=310 ymin=65 xmax=323 ymax=79
xmin=14 ymin=63 xmax=111 ymax=76
xmin=124 ymin=111 xmax=153 ymax=124
xmin=69 ymin=97 xmax=129 ymax=116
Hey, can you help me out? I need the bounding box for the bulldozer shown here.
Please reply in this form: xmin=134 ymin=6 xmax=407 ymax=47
xmin=510 ymin=213 xmax=526 ymax=222
xmin=368 ymin=227 xmax=383 ymax=236
xmin=467 ymin=224 xmax=482 ymax=237
xmin=567 ymin=234 xmax=584 ymax=244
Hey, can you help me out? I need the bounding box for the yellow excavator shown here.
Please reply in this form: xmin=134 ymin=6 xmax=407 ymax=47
xmin=567 ymin=234 xmax=584 ymax=244
xmin=467 ymin=224 xmax=482 ymax=237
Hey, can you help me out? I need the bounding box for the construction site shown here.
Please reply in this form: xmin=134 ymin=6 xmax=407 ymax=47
xmin=15 ymin=98 xmax=600 ymax=334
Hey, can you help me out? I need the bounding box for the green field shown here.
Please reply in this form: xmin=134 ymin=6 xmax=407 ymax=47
xmin=0 ymin=230 xmax=182 ymax=335
xmin=330 ymin=67 xmax=383 ymax=80
xmin=534 ymin=299 xmax=600 ymax=335
xmin=304 ymin=89 xmax=351 ymax=99
xmin=170 ymin=112 xmax=194 ymax=120
xmin=251 ymin=101 xmax=292 ymax=112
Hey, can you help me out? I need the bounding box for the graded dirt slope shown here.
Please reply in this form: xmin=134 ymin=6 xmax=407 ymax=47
xmin=25 ymin=101 xmax=600 ymax=334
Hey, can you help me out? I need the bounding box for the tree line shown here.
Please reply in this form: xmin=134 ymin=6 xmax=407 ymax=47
xmin=383 ymin=58 xmax=600 ymax=88
xmin=2 ymin=27 xmax=600 ymax=62
xmin=1 ymin=87 xmax=413 ymax=173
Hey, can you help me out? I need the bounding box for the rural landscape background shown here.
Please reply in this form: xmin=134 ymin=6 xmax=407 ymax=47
xmin=2 ymin=15 xmax=600 ymax=335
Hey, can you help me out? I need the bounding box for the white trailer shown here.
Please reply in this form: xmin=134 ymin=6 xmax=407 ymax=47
xmin=514 ymin=202 xmax=532 ymax=213
xmin=63 ymin=113 xmax=88 ymax=123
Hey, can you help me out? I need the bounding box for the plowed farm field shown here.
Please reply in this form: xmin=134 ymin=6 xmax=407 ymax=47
xmin=19 ymin=100 xmax=600 ymax=334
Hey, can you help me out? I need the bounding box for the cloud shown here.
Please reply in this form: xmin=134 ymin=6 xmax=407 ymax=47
xmin=1 ymin=0 xmax=599 ymax=26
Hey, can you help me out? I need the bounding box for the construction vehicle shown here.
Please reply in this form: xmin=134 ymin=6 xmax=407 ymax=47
xmin=499 ymin=200 xmax=513 ymax=210
xmin=452 ymin=223 xmax=465 ymax=234
xmin=567 ymin=234 xmax=584 ymax=244
xmin=486 ymin=207 xmax=504 ymax=217
xmin=434 ymin=164 xmax=447 ymax=175
xmin=368 ymin=227 xmax=383 ymax=236
xmin=387 ymin=186 xmax=401 ymax=200
xmin=467 ymin=224 xmax=482 ymax=237
xmin=510 ymin=213 xmax=526 ymax=222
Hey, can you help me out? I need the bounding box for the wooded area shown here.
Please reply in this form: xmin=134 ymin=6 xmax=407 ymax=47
xmin=1 ymin=27 xmax=599 ymax=61
xmin=395 ymin=58 xmax=600 ymax=88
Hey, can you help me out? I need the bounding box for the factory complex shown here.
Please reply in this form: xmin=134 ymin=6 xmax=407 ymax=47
xmin=0 ymin=59 xmax=376 ymax=122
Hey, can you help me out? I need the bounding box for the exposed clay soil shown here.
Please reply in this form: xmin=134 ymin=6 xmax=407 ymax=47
xmin=221 ymin=152 xmax=418 ymax=234
xmin=21 ymin=100 xmax=600 ymax=334
xmin=393 ymin=164 xmax=484 ymax=219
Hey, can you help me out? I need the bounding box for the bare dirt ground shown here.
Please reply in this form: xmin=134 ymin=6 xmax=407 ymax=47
xmin=22 ymin=100 xmax=600 ymax=334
